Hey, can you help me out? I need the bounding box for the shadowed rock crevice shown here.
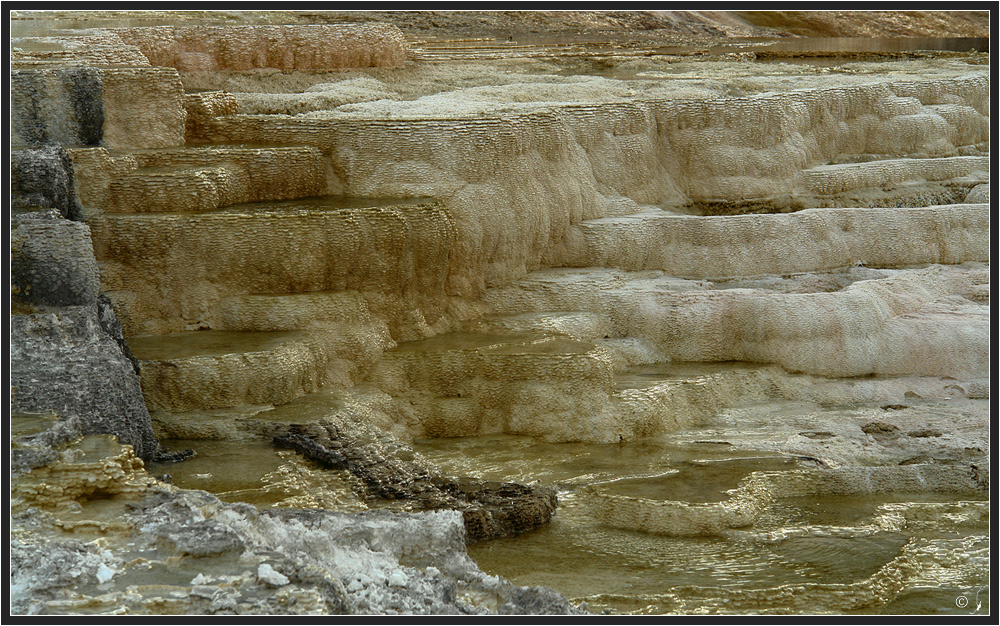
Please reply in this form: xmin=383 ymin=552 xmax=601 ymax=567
xmin=62 ymin=66 xmax=105 ymax=146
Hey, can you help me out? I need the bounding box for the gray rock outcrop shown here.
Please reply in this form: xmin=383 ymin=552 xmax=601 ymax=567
xmin=10 ymin=303 xmax=161 ymax=462
xmin=10 ymin=67 xmax=104 ymax=147
xmin=10 ymin=146 xmax=164 ymax=463
xmin=11 ymin=144 xmax=83 ymax=220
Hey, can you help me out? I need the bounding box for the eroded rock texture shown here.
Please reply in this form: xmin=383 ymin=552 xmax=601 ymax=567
xmin=10 ymin=304 xmax=161 ymax=461
xmin=10 ymin=147 xmax=162 ymax=462
xmin=11 ymin=67 xmax=186 ymax=149
xmin=8 ymin=8 xmax=990 ymax=617
xmin=11 ymin=144 xmax=83 ymax=220
xmin=11 ymin=472 xmax=579 ymax=615
xmin=112 ymin=23 xmax=408 ymax=71
xmin=271 ymin=420 xmax=559 ymax=543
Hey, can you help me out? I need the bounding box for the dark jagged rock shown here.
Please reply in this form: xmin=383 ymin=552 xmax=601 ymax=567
xmin=10 ymin=69 xmax=48 ymax=145
xmin=437 ymin=478 xmax=560 ymax=543
xmin=11 ymin=212 xmax=100 ymax=308
xmin=151 ymin=447 xmax=196 ymax=464
xmin=273 ymin=434 xmax=350 ymax=470
xmin=10 ymin=305 xmax=161 ymax=461
xmin=9 ymin=141 xmax=171 ymax=463
xmin=62 ymin=67 xmax=105 ymax=146
xmin=97 ymin=293 xmax=141 ymax=376
xmin=11 ymin=145 xmax=84 ymax=220
xmin=272 ymin=425 xmax=558 ymax=543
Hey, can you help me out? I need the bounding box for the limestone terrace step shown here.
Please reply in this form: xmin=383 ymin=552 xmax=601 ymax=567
xmin=484 ymin=263 xmax=990 ymax=378
xmin=559 ymin=204 xmax=988 ymax=278
xmin=798 ymin=156 xmax=989 ymax=196
xmin=102 ymin=146 xmax=327 ymax=213
xmin=89 ymin=198 xmax=453 ymax=334
xmin=128 ymin=330 xmax=342 ymax=412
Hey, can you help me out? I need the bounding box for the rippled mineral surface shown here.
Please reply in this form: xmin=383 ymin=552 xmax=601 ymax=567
xmin=9 ymin=9 xmax=990 ymax=616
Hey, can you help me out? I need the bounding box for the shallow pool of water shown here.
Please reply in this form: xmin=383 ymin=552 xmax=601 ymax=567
xmin=151 ymin=438 xmax=367 ymax=511
xmin=413 ymin=433 xmax=990 ymax=615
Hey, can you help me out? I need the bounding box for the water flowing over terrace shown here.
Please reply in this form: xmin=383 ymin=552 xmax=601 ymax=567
xmin=9 ymin=9 xmax=990 ymax=616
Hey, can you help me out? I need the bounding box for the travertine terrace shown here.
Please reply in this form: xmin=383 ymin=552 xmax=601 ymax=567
xmin=9 ymin=10 xmax=990 ymax=615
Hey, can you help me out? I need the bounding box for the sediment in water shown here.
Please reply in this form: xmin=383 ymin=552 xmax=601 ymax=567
xmin=8 ymin=9 xmax=990 ymax=616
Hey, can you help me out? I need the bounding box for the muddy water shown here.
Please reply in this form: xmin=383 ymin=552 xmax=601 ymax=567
xmin=151 ymin=357 xmax=990 ymax=615
xmin=153 ymin=438 xmax=369 ymax=512
xmin=413 ymin=434 xmax=989 ymax=615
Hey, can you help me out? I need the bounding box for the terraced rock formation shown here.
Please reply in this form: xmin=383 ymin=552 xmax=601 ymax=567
xmin=9 ymin=10 xmax=990 ymax=616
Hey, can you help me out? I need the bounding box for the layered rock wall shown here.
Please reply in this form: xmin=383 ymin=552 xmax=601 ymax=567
xmin=10 ymin=147 xmax=162 ymax=462
xmin=485 ymin=265 xmax=989 ymax=379
xmin=11 ymin=32 xmax=152 ymax=67
xmin=49 ymin=53 xmax=988 ymax=447
xmin=558 ymin=204 xmax=989 ymax=277
xmin=799 ymin=156 xmax=989 ymax=196
xmin=89 ymin=201 xmax=458 ymax=336
xmin=198 ymin=74 xmax=989 ymax=300
xmin=111 ymin=23 xmax=408 ymax=71
xmin=73 ymin=146 xmax=328 ymax=214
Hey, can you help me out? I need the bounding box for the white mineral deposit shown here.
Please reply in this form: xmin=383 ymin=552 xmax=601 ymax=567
xmin=9 ymin=9 xmax=990 ymax=616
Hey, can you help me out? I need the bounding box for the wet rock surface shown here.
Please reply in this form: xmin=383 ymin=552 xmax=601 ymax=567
xmin=272 ymin=419 xmax=559 ymax=543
